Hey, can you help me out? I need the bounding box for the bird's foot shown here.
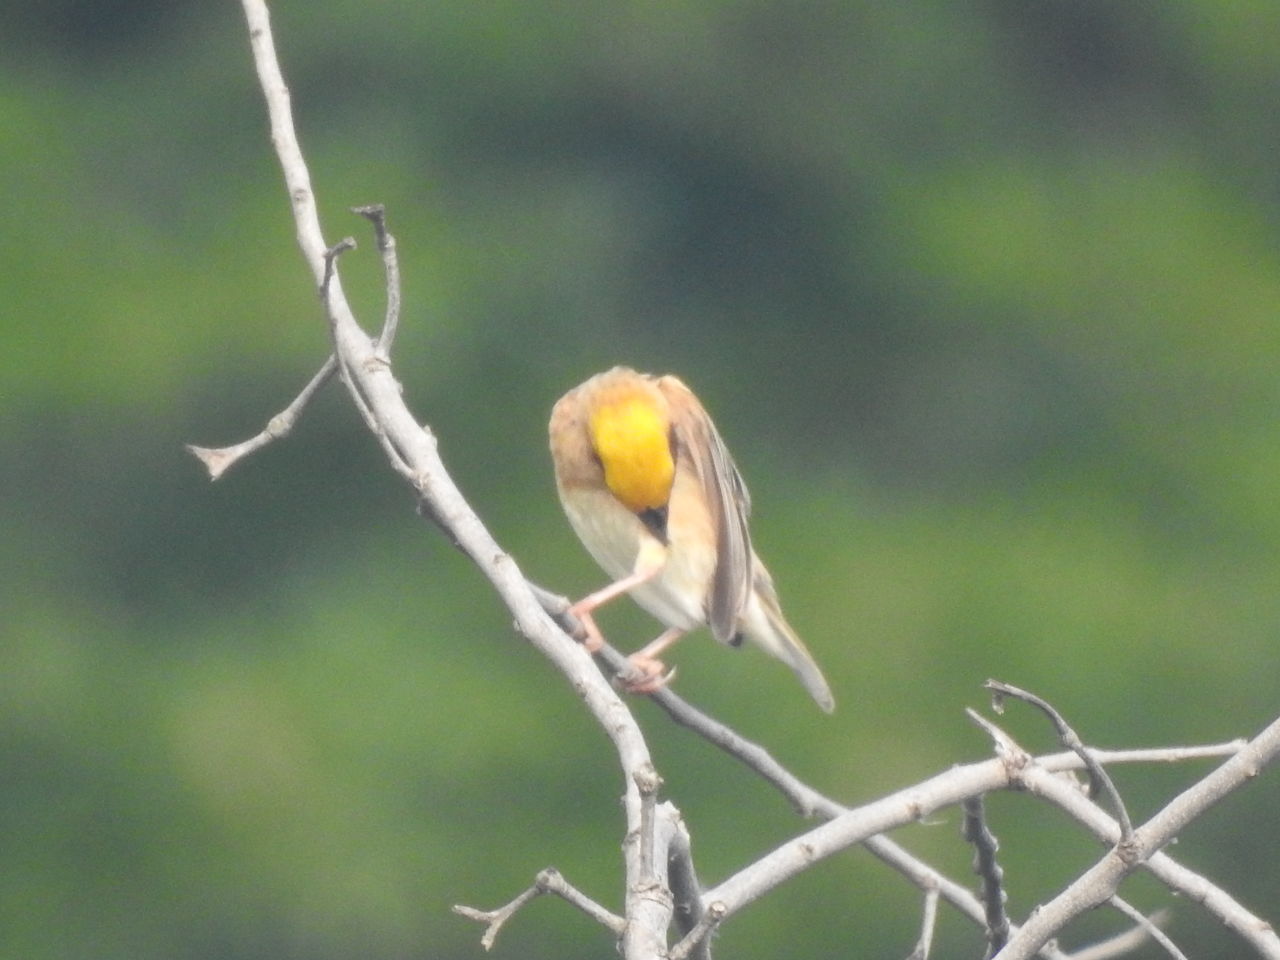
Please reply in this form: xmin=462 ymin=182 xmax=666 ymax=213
xmin=619 ymin=655 xmax=677 ymax=695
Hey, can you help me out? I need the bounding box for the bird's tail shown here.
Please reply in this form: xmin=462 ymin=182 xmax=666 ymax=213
xmin=741 ymin=566 xmax=835 ymax=713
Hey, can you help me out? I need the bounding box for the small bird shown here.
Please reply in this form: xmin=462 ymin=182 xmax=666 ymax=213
xmin=549 ymin=366 xmax=835 ymax=712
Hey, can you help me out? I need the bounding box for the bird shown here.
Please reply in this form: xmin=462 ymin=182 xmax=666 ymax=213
xmin=548 ymin=366 xmax=834 ymax=712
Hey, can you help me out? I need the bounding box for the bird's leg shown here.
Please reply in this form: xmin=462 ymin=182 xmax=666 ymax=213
xmin=620 ymin=627 xmax=685 ymax=694
xmin=567 ymin=540 xmax=667 ymax=653
xmin=568 ymin=606 xmax=607 ymax=653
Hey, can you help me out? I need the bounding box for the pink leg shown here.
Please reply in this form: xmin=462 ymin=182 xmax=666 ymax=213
xmin=621 ymin=627 xmax=686 ymax=694
xmin=569 ymin=607 xmax=607 ymax=653
xmin=632 ymin=626 xmax=686 ymax=662
xmin=567 ymin=552 xmax=665 ymax=653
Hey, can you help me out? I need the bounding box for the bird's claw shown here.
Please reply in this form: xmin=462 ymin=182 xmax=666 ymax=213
xmin=618 ymin=656 xmax=677 ymax=695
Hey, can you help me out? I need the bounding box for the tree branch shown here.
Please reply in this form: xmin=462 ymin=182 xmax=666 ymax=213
xmin=185 ymin=354 xmax=336 ymax=479
xmin=963 ymin=795 xmax=1010 ymax=956
xmin=351 ymin=203 xmax=401 ymax=359
xmin=216 ymin=6 xmax=1279 ymax=958
xmin=905 ymin=880 xmax=939 ymax=960
xmin=542 ymin=583 xmax=1266 ymax=955
xmin=1066 ymin=908 xmax=1171 ymax=960
xmin=236 ymin=4 xmax=672 ymax=957
xmin=452 ymin=867 xmax=624 ymax=950
xmin=994 ymin=714 xmax=1280 ymax=959
xmin=1107 ymin=899 xmax=1184 ymax=960
xmin=986 ymin=680 xmax=1133 ymax=841
xmin=667 ymin=816 xmax=711 ymax=960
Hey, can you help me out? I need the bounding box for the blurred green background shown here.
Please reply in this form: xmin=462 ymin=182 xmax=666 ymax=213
xmin=2 ymin=1 xmax=1278 ymax=957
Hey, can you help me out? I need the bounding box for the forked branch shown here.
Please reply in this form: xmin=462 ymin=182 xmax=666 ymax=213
xmin=453 ymin=867 xmax=624 ymax=950
xmin=204 ymin=4 xmax=1280 ymax=958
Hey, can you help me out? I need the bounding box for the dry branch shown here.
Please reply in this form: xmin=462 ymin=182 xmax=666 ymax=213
xmin=986 ymin=679 xmax=1133 ymax=840
xmin=234 ymin=4 xmax=671 ymax=958
xmin=963 ymin=796 xmax=1010 ymax=956
xmin=196 ymin=4 xmax=1280 ymax=958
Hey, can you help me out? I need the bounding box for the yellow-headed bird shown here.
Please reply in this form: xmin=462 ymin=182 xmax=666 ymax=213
xmin=549 ymin=366 xmax=834 ymax=712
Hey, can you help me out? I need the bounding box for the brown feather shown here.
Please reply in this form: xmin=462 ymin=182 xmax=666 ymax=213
xmin=656 ymin=375 xmax=752 ymax=644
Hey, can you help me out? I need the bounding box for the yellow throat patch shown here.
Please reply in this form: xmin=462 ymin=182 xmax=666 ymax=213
xmin=589 ymin=394 xmax=675 ymax=513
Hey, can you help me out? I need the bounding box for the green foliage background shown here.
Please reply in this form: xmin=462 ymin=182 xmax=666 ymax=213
xmin=2 ymin=1 xmax=1277 ymax=957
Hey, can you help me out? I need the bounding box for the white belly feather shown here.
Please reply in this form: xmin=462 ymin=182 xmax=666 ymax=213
xmin=559 ymin=486 xmax=710 ymax=633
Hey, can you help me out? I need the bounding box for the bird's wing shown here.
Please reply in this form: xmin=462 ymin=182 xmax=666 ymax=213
xmin=657 ymin=375 xmax=753 ymax=642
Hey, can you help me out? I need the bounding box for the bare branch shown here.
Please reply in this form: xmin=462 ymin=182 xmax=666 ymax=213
xmin=236 ymin=5 xmax=670 ymax=957
xmin=184 ymin=158 xmax=399 ymax=483
xmin=322 ymin=236 xmax=357 ymax=297
xmin=905 ymin=880 xmax=939 ymax=960
xmin=1060 ymin=743 xmax=1247 ymax=765
xmin=971 ymin=712 xmax=1279 ymax=957
xmin=539 ymin=867 xmax=626 ymax=933
xmin=963 ymin=796 xmax=1010 ymax=956
xmin=351 ymin=203 xmax=401 ymax=359
xmin=986 ymin=680 xmax=1133 ymax=841
xmin=667 ymin=818 xmax=710 ymax=959
xmin=452 ymin=886 xmax=540 ymax=951
xmin=226 ymin=7 xmax=1278 ymax=959
xmin=635 ymin=764 xmax=664 ymax=886
xmin=624 ymin=798 xmax=679 ymax=960
xmin=669 ymin=901 xmax=727 ymax=960
xmin=1066 ymin=908 xmax=1172 ymax=960
xmin=692 ymin=718 xmax=1277 ymax=954
xmin=967 ymin=707 xmax=1033 ymax=770
xmin=185 ymin=354 xmax=337 ymax=479
xmin=1107 ymin=899 xmax=1185 ymax=960
xmin=1018 ymin=760 xmax=1280 ymax=958
xmin=702 ymin=760 xmax=1015 ymax=919
xmin=452 ymin=867 xmax=624 ymax=951
xmin=240 ymin=0 xmax=337 ymax=289
xmin=533 ymin=583 xmax=1257 ymax=957
xmin=996 ymin=714 xmax=1280 ymax=960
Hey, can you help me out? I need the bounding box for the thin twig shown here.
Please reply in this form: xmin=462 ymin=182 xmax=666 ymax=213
xmin=185 ymin=354 xmax=337 ymax=479
xmin=452 ymin=867 xmax=625 ymax=951
xmin=963 ymin=796 xmax=1010 ymax=956
xmin=530 ymin=580 xmax=1261 ymax=960
xmin=967 ymin=709 xmax=1033 ymax=769
xmin=971 ymin=712 xmax=1280 ymax=958
xmin=905 ymin=881 xmax=939 ymax=960
xmin=352 ymin=203 xmax=401 ymax=359
xmin=320 ymin=234 xmax=415 ymax=478
xmin=322 ymin=236 xmax=356 ymax=298
xmin=452 ymin=886 xmax=541 ymax=951
xmin=1065 ymin=908 xmax=1171 ymax=960
xmin=669 ymin=901 xmax=727 ymax=960
xmin=1108 ymin=899 xmax=1185 ymax=960
xmin=995 ymin=714 xmax=1280 ymax=960
xmin=538 ymin=867 xmax=626 ymax=933
xmin=986 ymin=680 xmax=1134 ymax=841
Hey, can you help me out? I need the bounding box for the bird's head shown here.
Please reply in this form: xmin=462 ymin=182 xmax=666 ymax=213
xmin=586 ymin=370 xmax=675 ymax=514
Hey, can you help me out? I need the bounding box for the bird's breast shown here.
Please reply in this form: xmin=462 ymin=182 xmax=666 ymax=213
xmin=558 ymin=483 xmax=710 ymax=632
